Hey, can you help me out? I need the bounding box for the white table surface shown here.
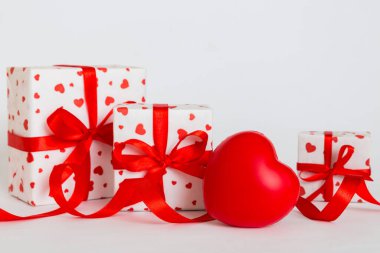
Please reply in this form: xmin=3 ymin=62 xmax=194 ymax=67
xmin=1 ymin=188 xmax=380 ymax=253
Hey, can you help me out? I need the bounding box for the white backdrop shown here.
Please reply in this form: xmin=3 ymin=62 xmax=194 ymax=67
xmin=1 ymin=0 xmax=380 ymax=252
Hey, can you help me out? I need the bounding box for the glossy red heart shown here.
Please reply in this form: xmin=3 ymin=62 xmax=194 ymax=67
xmin=204 ymin=131 xmax=300 ymax=228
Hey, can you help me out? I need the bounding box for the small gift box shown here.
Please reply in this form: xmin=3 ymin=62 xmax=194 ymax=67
xmin=297 ymin=131 xmax=371 ymax=202
xmin=113 ymin=103 xmax=213 ymax=211
xmin=7 ymin=65 xmax=146 ymax=206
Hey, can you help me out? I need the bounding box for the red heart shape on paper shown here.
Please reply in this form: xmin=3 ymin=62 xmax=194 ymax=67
xmin=177 ymin=129 xmax=188 ymax=140
xmin=204 ymin=131 xmax=300 ymax=228
xmin=97 ymin=67 xmax=107 ymax=73
xmin=26 ymin=152 xmax=34 ymax=163
xmin=93 ymin=166 xmax=104 ymax=176
xmin=305 ymin=142 xmax=316 ymax=153
xmin=120 ymin=79 xmax=129 ymax=89
xmin=189 ymin=113 xmax=195 ymax=120
xmin=23 ymin=119 xmax=29 ymax=131
xmin=135 ymin=123 xmax=146 ymax=135
xmin=74 ymin=98 xmax=84 ymax=108
xmin=54 ymin=83 xmax=65 ymax=93
xmin=105 ymin=96 xmax=115 ymax=106
xmin=117 ymin=107 xmax=129 ymax=116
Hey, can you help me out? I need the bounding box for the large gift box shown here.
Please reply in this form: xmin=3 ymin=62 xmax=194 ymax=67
xmin=113 ymin=103 xmax=213 ymax=211
xmin=7 ymin=65 xmax=146 ymax=206
xmin=297 ymin=131 xmax=371 ymax=202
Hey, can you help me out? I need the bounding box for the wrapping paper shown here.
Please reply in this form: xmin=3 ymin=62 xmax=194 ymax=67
xmin=7 ymin=66 xmax=146 ymax=206
xmin=298 ymin=131 xmax=371 ymax=202
xmin=113 ymin=103 xmax=213 ymax=211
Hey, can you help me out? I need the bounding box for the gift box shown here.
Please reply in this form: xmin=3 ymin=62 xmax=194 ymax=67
xmin=297 ymin=131 xmax=371 ymax=202
xmin=7 ymin=65 xmax=146 ymax=206
xmin=113 ymin=103 xmax=213 ymax=211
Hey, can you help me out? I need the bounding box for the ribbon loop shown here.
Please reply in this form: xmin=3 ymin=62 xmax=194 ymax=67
xmin=47 ymin=107 xmax=89 ymax=142
xmin=333 ymin=145 xmax=354 ymax=169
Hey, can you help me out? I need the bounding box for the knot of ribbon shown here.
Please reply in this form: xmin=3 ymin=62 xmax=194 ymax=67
xmin=112 ymin=130 xmax=209 ymax=181
xmin=2 ymin=65 xmax=114 ymax=221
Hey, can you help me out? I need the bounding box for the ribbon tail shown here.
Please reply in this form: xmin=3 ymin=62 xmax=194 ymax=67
xmin=51 ymin=178 xmax=145 ymax=218
xmin=142 ymin=179 xmax=213 ymax=223
xmin=0 ymin=208 xmax=64 ymax=221
xmin=356 ymin=181 xmax=380 ymax=205
xmin=296 ymin=177 xmax=361 ymax=221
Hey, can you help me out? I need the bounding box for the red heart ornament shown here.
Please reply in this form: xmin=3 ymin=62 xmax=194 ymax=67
xmin=203 ymin=131 xmax=300 ymax=228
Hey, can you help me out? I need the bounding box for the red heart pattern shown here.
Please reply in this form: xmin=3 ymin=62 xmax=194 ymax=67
xmin=305 ymin=142 xmax=316 ymax=153
xmin=105 ymin=96 xmax=115 ymax=106
xmin=23 ymin=119 xmax=28 ymax=131
xmin=7 ymin=66 xmax=147 ymax=206
xmin=177 ymin=129 xmax=187 ymax=140
xmin=93 ymin=166 xmax=104 ymax=176
xmin=116 ymin=107 xmax=128 ymax=116
xmin=54 ymin=83 xmax=65 ymax=93
xmin=97 ymin=67 xmax=107 ymax=73
xmin=120 ymin=79 xmax=129 ymax=89
xmin=74 ymin=98 xmax=84 ymax=108
xmin=135 ymin=123 xmax=146 ymax=135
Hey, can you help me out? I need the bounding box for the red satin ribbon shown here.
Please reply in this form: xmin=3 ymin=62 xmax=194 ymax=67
xmin=1 ymin=65 xmax=113 ymax=221
xmin=50 ymin=104 xmax=214 ymax=223
xmin=296 ymin=131 xmax=380 ymax=221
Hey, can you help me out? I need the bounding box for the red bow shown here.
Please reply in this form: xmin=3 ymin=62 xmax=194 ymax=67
xmin=112 ymin=131 xmax=209 ymax=179
xmin=296 ymin=131 xmax=380 ymax=221
xmin=49 ymin=104 xmax=214 ymax=223
xmin=298 ymin=132 xmax=372 ymax=202
xmin=1 ymin=66 xmax=113 ymax=221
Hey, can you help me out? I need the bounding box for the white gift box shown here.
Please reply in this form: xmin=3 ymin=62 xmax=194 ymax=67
xmin=298 ymin=131 xmax=371 ymax=202
xmin=113 ymin=103 xmax=213 ymax=211
xmin=7 ymin=66 xmax=146 ymax=206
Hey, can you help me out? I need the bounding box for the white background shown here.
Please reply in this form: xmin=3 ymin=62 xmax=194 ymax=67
xmin=1 ymin=0 xmax=380 ymax=252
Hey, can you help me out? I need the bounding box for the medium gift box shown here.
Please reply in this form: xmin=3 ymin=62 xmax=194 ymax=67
xmin=7 ymin=65 xmax=146 ymax=206
xmin=112 ymin=103 xmax=213 ymax=211
xmin=297 ymin=131 xmax=371 ymax=202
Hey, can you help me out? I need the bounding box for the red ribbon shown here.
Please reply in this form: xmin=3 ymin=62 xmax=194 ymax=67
xmin=296 ymin=131 xmax=380 ymax=221
xmin=1 ymin=65 xmax=113 ymax=221
xmin=49 ymin=104 xmax=214 ymax=223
